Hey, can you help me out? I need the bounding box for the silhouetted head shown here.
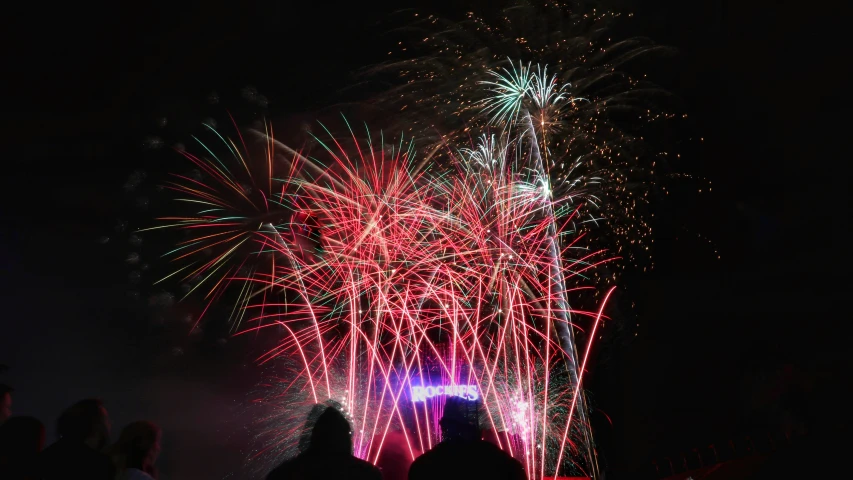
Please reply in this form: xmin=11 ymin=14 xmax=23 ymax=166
xmin=308 ymin=407 xmax=352 ymax=455
xmin=298 ymin=403 xmax=329 ymax=453
xmin=0 ymin=384 xmax=12 ymax=425
xmin=0 ymin=415 xmax=44 ymax=455
xmin=57 ymin=399 xmax=111 ymax=450
xmin=439 ymin=396 xmax=480 ymax=442
xmin=111 ymin=421 xmax=161 ymax=477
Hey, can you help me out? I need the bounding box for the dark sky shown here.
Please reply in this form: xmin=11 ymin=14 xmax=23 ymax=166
xmin=0 ymin=1 xmax=847 ymax=478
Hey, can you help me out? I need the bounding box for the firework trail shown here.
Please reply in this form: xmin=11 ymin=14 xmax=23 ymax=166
xmin=368 ymin=0 xmax=677 ymax=276
xmin=137 ymin=115 xmax=291 ymax=333
xmin=144 ymin=115 xmax=616 ymax=477
xmin=365 ymin=6 xmax=679 ymax=470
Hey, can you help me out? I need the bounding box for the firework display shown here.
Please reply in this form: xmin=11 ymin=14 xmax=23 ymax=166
xmin=140 ymin=3 xmax=675 ymax=479
xmin=144 ymin=114 xmax=616 ymax=477
xmin=371 ymin=0 xmax=677 ymax=275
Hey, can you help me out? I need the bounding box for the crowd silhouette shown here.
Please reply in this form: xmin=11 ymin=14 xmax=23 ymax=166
xmin=0 ymin=382 xmax=528 ymax=480
xmin=0 ymin=389 xmax=162 ymax=480
xmin=265 ymin=396 xmax=526 ymax=480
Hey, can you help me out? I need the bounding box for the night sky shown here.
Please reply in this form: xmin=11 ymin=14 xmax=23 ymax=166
xmin=1 ymin=1 xmax=847 ymax=478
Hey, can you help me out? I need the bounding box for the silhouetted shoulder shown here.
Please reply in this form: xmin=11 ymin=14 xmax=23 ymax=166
xmin=266 ymin=457 xmax=300 ymax=480
xmin=408 ymin=443 xmax=459 ymax=480
xmin=267 ymin=454 xmax=382 ymax=480
xmin=478 ymin=441 xmax=525 ymax=479
xmin=39 ymin=439 xmax=115 ymax=480
xmin=351 ymin=457 xmax=383 ymax=480
xmin=501 ymin=451 xmax=526 ymax=479
xmin=407 ymin=451 xmax=432 ymax=480
xmin=409 ymin=440 xmax=526 ymax=480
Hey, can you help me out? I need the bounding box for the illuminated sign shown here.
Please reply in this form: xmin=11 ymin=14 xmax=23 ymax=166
xmin=410 ymin=384 xmax=479 ymax=402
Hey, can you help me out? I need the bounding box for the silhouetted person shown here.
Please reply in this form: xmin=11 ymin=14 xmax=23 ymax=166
xmin=0 ymin=384 xmax=12 ymax=425
xmin=267 ymin=406 xmax=382 ymax=480
xmin=39 ymin=399 xmax=115 ymax=480
xmin=0 ymin=416 xmax=45 ymax=479
xmin=110 ymin=421 xmax=162 ymax=480
xmin=408 ymin=396 xmax=526 ymax=480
